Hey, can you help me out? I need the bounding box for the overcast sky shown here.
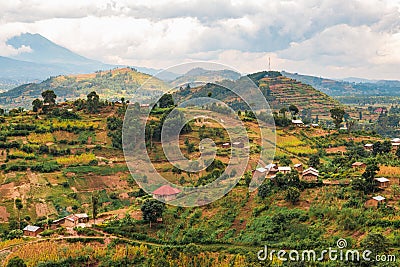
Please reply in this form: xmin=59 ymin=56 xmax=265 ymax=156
xmin=0 ymin=0 xmax=399 ymax=79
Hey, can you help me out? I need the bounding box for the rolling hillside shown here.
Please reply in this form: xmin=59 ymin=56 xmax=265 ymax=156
xmin=0 ymin=68 xmax=170 ymax=109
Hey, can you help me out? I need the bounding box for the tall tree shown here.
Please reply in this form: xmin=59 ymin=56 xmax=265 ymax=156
xmin=87 ymin=91 xmax=100 ymax=113
xmin=92 ymin=192 xmax=99 ymax=224
xmin=41 ymin=90 xmax=56 ymax=106
xmin=158 ymin=94 xmax=175 ymax=108
xmin=288 ymin=104 xmax=299 ymax=117
xmin=353 ymin=162 xmax=380 ymax=194
xmin=308 ymin=154 xmax=320 ymax=168
xmin=279 ymin=107 xmax=287 ymax=118
xmin=330 ymin=107 xmax=345 ymax=129
xmin=141 ymin=199 xmax=165 ymax=228
xmin=32 ymin=98 xmax=43 ymax=112
xmin=41 ymin=90 xmax=57 ymax=113
xmin=15 ymin=198 xmax=23 ymax=229
xmin=285 ymin=187 xmax=300 ymax=204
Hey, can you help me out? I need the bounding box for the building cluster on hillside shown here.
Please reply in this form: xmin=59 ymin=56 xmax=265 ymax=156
xmin=253 ymin=162 xmax=319 ymax=182
xmin=22 ymin=213 xmax=89 ymax=237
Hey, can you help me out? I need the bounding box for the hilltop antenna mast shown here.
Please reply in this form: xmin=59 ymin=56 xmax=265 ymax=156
xmin=268 ymin=57 xmax=271 ymax=71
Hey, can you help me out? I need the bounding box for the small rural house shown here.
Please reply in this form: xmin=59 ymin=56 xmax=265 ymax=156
xmin=374 ymin=177 xmax=390 ymax=188
xmin=371 ymin=195 xmax=386 ymax=207
xmin=222 ymin=143 xmax=230 ymax=148
xmin=302 ymin=167 xmax=319 ymax=182
xmin=52 ymin=213 xmax=89 ymax=228
xmin=23 ymin=225 xmax=43 ymax=237
xmin=278 ymin=166 xmax=291 ymax=174
xmin=352 ymin=162 xmax=366 ymax=169
xmin=291 ymin=119 xmax=304 ymax=127
xmin=364 ymin=143 xmax=373 ymax=151
xmin=391 ymin=142 xmax=400 ymax=151
xmin=254 ymin=167 xmax=268 ymax=174
xmin=153 ymin=185 xmax=181 ymax=201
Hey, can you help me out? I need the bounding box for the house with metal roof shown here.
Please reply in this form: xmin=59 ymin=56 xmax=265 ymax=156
xmin=23 ymin=225 xmax=43 ymax=237
xmin=374 ymin=177 xmax=390 ymax=188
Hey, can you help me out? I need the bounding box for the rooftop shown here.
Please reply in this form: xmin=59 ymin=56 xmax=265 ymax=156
xmin=23 ymin=225 xmax=41 ymax=232
xmin=374 ymin=177 xmax=390 ymax=183
xmin=303 ymin=167 xmax=319 ymax=173
xmin=292 ymin=119 xmax=303 ymax=124
xmin=372 ymin=196 xmax=386 ymax=201
xmin=153 ymin=185 xmax=181 ymax=196
xmin=255 ymin=167 xmax=268 ymax=173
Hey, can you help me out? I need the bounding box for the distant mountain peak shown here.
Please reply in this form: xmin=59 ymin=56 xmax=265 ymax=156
xmin=6 ymin=32 xmax=98 ymax=65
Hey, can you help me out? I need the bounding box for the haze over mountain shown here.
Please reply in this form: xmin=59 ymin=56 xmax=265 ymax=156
xmin=0 ymin=33 xmax=115 ymax=83
xmin=282 ymin=71 xmax=400 ymax=97
xmin=0 ymin=33 xmax=182 ymax=91
xmin=170 ymin=67 xmax=241 ymax=88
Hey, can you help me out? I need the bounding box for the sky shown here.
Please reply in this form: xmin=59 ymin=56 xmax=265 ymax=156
xmin=0 ymin=0 xmax=399 ymax=80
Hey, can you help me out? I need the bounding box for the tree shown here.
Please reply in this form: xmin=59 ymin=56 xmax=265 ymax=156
xmin=346 ymin=119 xmax=356 ymax=133
xmin=86 ymin=91 xmax=100 ymax=113
xmin=353 ymin=162 xmax=380 ymax=194
xmin=330 ymin=107 xmax=345 ymax=129
xmin=244 ymin=171 xmax=252 ymax=186
xmin=258 ymin=182 xmax=272 ymax=199
xmin=288 ymin=104 xmax=299 ymax=117
xmin=158 ymin=93 xmax=175 ymax=108
xmin=361 ymin=233 xmax=388 ymax=257
xmin=308 ymin=154 xmax=320 ymax=168
xmin=15 ymin=198 xmax=23 ymax=229
xmin=141 ymin=199 xmax=165 ymax=228
xmin=41 ymin=90 xmax=56 ymax=105
xmin=279 ymin=107 xmax=287 ymax=118
xmin=285 ymin=187 xmax=300 ymax=204
xmin=381 ymin=140 xmax=392 ymax=154
xmin=396 ymin=146 xmax=400 ymax=158
xmin=6 ymin=257 xmax=26 ymax=267
xmin=279 ymin=156 xmax=292 ymax=166
xmin=92 ymin=192 xmax=99 ymax=224
xmin=32 ymin=98 xmax=43 ymax=112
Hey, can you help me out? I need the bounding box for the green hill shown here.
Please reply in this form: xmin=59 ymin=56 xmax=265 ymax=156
xmin=0 ymin=68 xmax=170 ymax=109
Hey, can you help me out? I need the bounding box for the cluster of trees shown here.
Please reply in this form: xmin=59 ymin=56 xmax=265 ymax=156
xmin=32 ymin=90 xmax=106 ymax=115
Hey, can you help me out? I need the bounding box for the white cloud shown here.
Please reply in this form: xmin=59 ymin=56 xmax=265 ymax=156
xmin=0 ymin=0 xmax=399 ymax=79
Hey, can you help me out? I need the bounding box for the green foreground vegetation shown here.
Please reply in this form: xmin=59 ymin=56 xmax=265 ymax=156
xmin=1 ymin=80 xmax=400 ymax=266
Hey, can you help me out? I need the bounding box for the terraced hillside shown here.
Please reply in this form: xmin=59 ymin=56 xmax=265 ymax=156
xmin=175 ymin=71 xmax=341 ymax=119
xmin=258 ymin=73 xmax=340 ymax=117
xmin=0 ymin=68 xmax=170 ymax=109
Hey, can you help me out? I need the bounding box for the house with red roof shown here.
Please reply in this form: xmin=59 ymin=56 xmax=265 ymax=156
xmin=152 ymin=185 xmax=181 ymax=201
